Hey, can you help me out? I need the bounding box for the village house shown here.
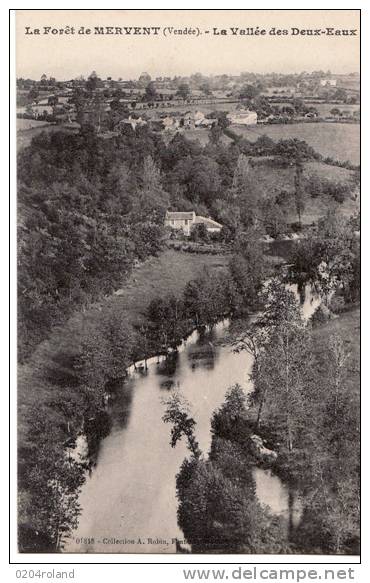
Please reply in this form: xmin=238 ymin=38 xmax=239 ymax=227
xmin=182 ymin=110 xmax=206 ymax=129
xmin=194 ymin=117 xmax=217 ymax=128
xmin=227 ymin=109 xmax=258 ymax=125
xmin=165 ymin=211 xmax=223 ymax=236
xmin=162 ymin=116 xmax=180 ymax=131
xmin=119 ymin=116 xmax=147 ymax=130
xmin=320 ymin=78 xmax=337 ymax=87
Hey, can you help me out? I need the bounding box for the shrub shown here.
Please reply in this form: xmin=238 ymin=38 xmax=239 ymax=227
xmin=329 ymin=294 xmax=346 ymax=314
xmin=190 ymin=223 xmax=210 ymax=243
xmin=310 ymin=304 xmax=332 ymax=327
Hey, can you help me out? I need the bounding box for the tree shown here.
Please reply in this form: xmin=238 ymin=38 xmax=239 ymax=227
xmin=330 ymin=108 xmax=341 ymax=118
xmin=211 ymin=385 xmax=251 ymax=442
xmin=233 ymin=326 xmax=267 ymax=430
xmin=162 ymin=392 xmax=201 ymax=458
xmin=209 ymin=125 xmax=223 ymax=145
xmin=90 ymin=92 xmax=107 ymax=132
xmin=169 ymin=155 xmax=221 ymax=206
xmin=229 ymin=154 xmax=260 ymax=228
xmin=207 ymin=110 xmax=230 ymax=130
xmin=27 ymin=88 xmax=39 ymax=102
xmin=183 ymin=272 xmax=231 ymax=329
xmin=145 ymin=81 xmax=157 ymax=101
xmin=19 ymin=406 xmax=85 ymax=551
xmin=294 ymin=158 xmax=305 ymax=228
xmin=288 ymin=210 xmax=358 ymax=304
xmin=86 ymin=71 xmax=100 ymax=92
xmin=245 ymin=279 xmax=309 ymax=448
xmin=189 ymin=223 xmax=209 ymax=243
xmin=177 ymin=83 xmax=191 ymax=101
xmin=110 ymin=99 xmax=129 ymax=116
xmin=200 ymin=82 xmax=212 ymax=95
xmin=229 ymin=244 xmax=264 ymax=311
xmin=239 ymin=84 xmax=260 ymax=100
xmin=146 ymin=294 xmax=185 ymax=353
xmin=138 ymin=72 xmax=151 ymax=86
xmin=131 ymin=155 xmax=169 ymax=225
xmin=260 ymin=198 xmax=287 ymax=238
xmin=166 ymin=386 xmax=288 ymax=553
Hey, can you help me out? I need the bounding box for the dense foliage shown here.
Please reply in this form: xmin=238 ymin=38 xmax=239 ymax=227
xmin=234 ymin=280 xmax=360 ymax=554
xmin=163 ymin=387 xmax=288 ymax=553
xmin=18 ymin=122 xmax=359 ymax=554
xmin=19 ymin=123 xmax=353 ymax=360
xmin=164 ymin=278 xmax=359 ymax=554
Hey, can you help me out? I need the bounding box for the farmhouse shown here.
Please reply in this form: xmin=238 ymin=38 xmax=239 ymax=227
xmin=320 ymin=78 xmax=337 ymax=87
xmin=162 ymin=116 xmax=180 ymax=131
xmin=165 ymin=211 xmax=222 ymax=236
xmin=182 ymin=110 xmax=206 ymax=129
xmin=119 ymin=116 xmax=147 ymax=130
xmin=227 ymin=110 xmax=257 ymax=125
xmin=194 ymin=117 xmax=217 ymax=128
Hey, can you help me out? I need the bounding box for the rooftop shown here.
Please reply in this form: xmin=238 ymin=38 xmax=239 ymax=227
xmin=166 ymin=211 xmax=195 ymax=220
xmin=195 ymin=215 xmax=223 ymax=228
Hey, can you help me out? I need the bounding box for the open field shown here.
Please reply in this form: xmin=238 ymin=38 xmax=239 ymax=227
xmin=233 ymin=122 xmax=360 ymax=165
xmin=312 ymin=307 xmax=360 ymax=396
xmin=176 ymin=127 xmax=233 ymax=146
xmin=17 ymin=118 xmax=52 ymax=131
xmin=139 ymin=100 xmax=239 ymax=118
xmin=108 ymin=248 xmax=229 ymax=325
xmin=18 ymin=248 xmax=230 ymax=442
xmin=273 ymin=102 xmax=360 ymax=118
xmin=247 ymin=158 xmax=358 ymax=225
xmin=17 ymin=124 xmax=78 ymax=152
xmin=308 ymin=103 xmax=359 ymax=118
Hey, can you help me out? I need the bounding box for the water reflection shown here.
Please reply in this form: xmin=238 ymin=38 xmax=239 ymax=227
xmin=254 ymin=468 xmax=303 ymax=534
xmin=109 ymin=382 xmax=134 ymax=431
xmin=156 ymin=351 xmax=179 ymax=377
xmin=187 ymin=332 xmax=218 ymax=371
xmin=66 ymin=319 xmax=247 ymax=554
xmin=66 ymin=288 xmax=317 ymax=554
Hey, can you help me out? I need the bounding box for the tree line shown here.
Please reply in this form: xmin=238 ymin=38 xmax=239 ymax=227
xmin=18 ymin=229 xmax=266 ymax=552
xmin=17 ymin=121 xmax=358 ymax=552
xmin=18 ymin=123 xmax=324 ymax=361
xmin=163 ymin=275 xmax=359 ymax=554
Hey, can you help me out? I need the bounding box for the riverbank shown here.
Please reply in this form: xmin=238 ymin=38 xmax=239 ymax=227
xmin=18 ymin=244 xmax=263 ymax=551
xmin=311 ymin=305 xmax=360 ymax=392
xmin=18 ymin=249 xmax=229 ymax=441
xmin=107 ymin=248 xmax=229 ymax=326
xmin=247 ymin=304 xmax=360 ymax=553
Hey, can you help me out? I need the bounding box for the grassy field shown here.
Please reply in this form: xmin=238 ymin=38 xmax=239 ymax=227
xmin=246 ymin=158 xmax=358 ymax=225
xmin=17 ymin=118 xmax=52 ymax=131
xmin=107 ymin=248 xmax=229 ymax=325
xmin=273 ymin=102 xmax=360 ymax=118
xmin=233 ymin=122 xmax=360 ymax=165
xmin=175 ymin=127 xmax=233 ymax=146
xmin=140 ymin=101 xmax=239 ymax=118
xmin=312 ymin=307 xmax=360 ymax=396
xmin=18 ymin=248 xmax=230 ymax=442
xmin=17 ymin=124 xmax=79 ymax=152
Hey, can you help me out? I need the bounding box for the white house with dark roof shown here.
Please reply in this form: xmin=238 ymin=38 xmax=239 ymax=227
xmin=165 ymin=211 xmax=222 ymax=236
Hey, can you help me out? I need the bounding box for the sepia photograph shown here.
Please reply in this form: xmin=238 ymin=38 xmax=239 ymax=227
xmin=15 ymin=9 xmax=360 ymax=556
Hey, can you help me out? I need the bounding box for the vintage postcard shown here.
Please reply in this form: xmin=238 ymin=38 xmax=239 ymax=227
xmin=15 ymin=9 xmax=360 ymax=555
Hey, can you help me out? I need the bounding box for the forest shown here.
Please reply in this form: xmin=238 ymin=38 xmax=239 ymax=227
xmin=17 ymin=122 xmax=359 ymax=552
xmin=164 ymin=279 xmax=360 ymax=554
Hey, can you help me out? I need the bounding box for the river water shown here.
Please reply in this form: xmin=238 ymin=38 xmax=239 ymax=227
xmin=66 ymin=286 xmax=319 ymax=554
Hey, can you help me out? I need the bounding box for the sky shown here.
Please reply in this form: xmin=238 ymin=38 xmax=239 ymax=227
xmin=16 ymin=10 xmax=360 ymax=80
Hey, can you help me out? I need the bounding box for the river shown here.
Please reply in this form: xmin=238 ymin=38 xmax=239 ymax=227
xmin=66 ymin=286 xmax=319 ymax=554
